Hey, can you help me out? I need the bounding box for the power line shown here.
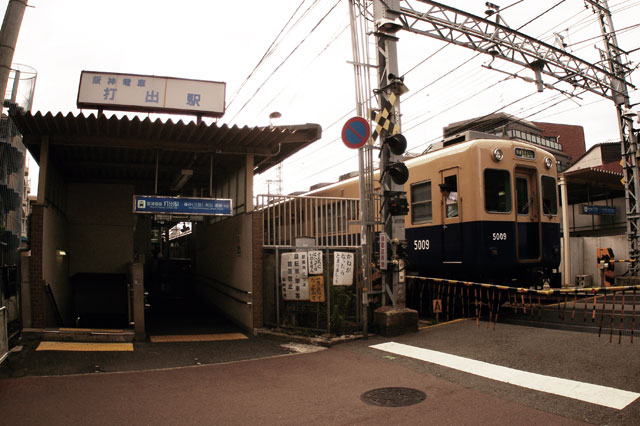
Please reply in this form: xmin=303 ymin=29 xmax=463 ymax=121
xmin=406 ymin=90 xmax=540 ymax=155
xmin=264 ymin=0 xmax=637 ymax=192
xmin=516 ymin=0 xmax=568 ymax=31
xmin=226 ymin=0 xmax=342 ymax=125
xmin=256 ymin=22 xmax=350 ymax=118
xmin=226 ymin=0 xmax=312 ymax=111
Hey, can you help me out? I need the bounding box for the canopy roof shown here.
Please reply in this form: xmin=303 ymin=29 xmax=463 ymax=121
xmin=10 ymin=111 xmax=322 ymax=196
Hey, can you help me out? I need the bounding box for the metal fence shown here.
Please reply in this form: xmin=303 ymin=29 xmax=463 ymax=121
xmin=263 ymin=246 xmax=364 ymax=335
xmin=257 ymin=194 xmax=363 ymax=248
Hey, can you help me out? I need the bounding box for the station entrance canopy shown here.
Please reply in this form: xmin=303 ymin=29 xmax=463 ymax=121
xmin=563 ymin=167 xmax=625 ymax=205
xmin=10 ymin=111 xmax=322 ymax=198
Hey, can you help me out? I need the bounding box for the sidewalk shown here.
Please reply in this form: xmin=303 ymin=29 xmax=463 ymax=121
xmin=0 ymin=331 xmax=299 ymax=377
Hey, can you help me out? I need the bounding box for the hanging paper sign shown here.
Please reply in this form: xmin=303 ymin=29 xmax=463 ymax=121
xmin=309 ymin=276 xmax=326 ymax=303
xmin=333 ymin=252 xmax=354 ymax=286
xmin=280 ymin=252 xmax=309 ymax=301
xmin=308 ymin=250 xmax=324 ymax=275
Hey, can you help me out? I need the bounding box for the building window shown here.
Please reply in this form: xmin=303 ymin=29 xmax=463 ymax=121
xmin=507 ymin=129 xmax=563 ymax=151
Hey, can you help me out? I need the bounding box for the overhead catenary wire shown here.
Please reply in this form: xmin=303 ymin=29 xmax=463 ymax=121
xmin=256 ymin=22 xmax=351 ymax=118
xmin=226 ymin=0 xmax=343 ymax=125
xmin=226 ymin=0 xmax=314 ymax=112
xmin=259 ymin=0 xmax=639 ymax=193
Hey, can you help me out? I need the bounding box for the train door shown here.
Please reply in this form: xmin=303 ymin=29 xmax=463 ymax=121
xmin=440 ymin=170 xmax=462 ymax=263
xmin=514 ymin=168 xmax=541 ymax=261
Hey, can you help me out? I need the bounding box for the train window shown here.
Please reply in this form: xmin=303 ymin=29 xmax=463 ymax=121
xmin=411 ymin=181 xmax=432 ymax=223
xmin=541 ymin=176 xmax=558 ymax=215
xmin=484 ymin=169 xmax=512 ymax=213
xmin=516 ymin=177 xmax=529 ymax=215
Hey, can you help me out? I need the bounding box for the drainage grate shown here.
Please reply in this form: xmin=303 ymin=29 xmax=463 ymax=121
xmin=361 ymin=387 xmax=426 ymax=407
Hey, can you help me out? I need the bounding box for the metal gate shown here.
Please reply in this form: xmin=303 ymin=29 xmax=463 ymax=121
xmin=266 ymin=246 xmax=362 ymax=335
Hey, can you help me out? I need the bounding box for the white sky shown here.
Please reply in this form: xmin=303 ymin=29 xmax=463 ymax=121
xmin=3 ymin=0 xmax=639 ymax=196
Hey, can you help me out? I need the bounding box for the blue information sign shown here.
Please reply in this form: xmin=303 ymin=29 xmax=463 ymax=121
xmin=582 ymin=204 xmax=616 ymax=215
xmin=133 ymin=195 xmax=232 ymax=216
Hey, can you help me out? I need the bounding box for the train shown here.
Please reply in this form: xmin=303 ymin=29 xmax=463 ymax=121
xmin=305 ymin=138 xmax=562 ymax=287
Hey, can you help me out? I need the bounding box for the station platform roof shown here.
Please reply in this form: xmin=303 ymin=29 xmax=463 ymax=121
xmin=563 ymin=167 xmax=624 ymax=204
xmin=10 ymin=111 xmax=321 ymax=196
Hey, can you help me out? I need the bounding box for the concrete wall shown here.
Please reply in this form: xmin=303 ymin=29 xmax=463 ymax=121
xmin=564 ymin=235 xmax=629 ymax=287
xmin=67 ymin=183 xmax=135 ymax=275
xmin=193 ymin=213 xmax=254 ymax=331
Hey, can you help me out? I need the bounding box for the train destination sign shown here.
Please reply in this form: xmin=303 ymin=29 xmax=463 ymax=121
xmin=78 ymin=71 xmax=226 ymax=117
xmin=133 ymin=195 xmax=232 ymax=216
xmin=514 ymin=147 xmax=535 ymax=160
xmin=341 ymin=116 xmax=371 ymax=149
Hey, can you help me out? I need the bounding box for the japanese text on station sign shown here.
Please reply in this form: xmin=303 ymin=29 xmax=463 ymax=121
xmin=133 ymin=195 xmax=232 ymax=216
xmin=78 ymin=71 xmax=226 ymax=117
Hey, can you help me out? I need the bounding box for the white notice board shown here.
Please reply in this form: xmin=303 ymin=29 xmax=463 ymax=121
xmin=280 ymin=252 xmax=309 ymax=301
xmin=333 ymin=252 xmax=354 ymax=286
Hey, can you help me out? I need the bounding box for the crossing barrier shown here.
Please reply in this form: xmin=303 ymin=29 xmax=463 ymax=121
xmin=407 ymin=275 xmax=640 ymax=344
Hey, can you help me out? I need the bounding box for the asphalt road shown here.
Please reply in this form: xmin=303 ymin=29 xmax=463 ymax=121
xmin=1 ymin=320 xmax=638 ymax=426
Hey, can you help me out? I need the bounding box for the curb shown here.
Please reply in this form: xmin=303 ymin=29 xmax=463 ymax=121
xmin=255 ymin=328 xmax=368 ymax=348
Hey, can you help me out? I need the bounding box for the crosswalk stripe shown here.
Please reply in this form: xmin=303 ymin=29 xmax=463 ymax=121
xmin=371 ymin=341 xmax=639 ymax=410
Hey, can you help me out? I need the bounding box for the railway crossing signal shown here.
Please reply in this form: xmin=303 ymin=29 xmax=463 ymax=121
xmin=372 ymin=0 xmax=413 ymax=326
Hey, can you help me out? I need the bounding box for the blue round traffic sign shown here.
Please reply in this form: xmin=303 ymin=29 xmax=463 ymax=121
xmin=341 ymin=116 xmax=371 ymax=149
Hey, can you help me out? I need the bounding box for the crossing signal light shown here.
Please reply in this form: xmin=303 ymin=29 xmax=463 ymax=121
xmin=388 ymin=162 xmax=409 ymax=185
xmin=388 ymin=194 xmax=409 ymax=216
xmin=384 ymin=133 xmax=407 ymax=155
xmin=382 ymin=133 xmax=408 ymax=184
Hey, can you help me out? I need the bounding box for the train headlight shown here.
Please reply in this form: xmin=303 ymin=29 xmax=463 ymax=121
xmin=544 ymin=157 xmax=553 ymax=169
xmin=492 ymin=148 xmax=504 ymax=162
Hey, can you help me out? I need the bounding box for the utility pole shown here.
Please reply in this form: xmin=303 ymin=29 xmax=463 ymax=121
xmin=586 ymin=0 xmax=640 ymax=275
xmin=370 ymin=0 xmax=417 ymax=334
xmin=346 ymin=0 xmax=376 ymax=334
xmin=0 ymin=0 xmax=28 ymax=115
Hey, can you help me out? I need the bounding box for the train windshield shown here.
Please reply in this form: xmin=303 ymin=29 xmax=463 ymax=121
xmin=541 ymin=175 xmax=558 ymax=215
xmin=484 ymin=169 xmax=512 ymax=213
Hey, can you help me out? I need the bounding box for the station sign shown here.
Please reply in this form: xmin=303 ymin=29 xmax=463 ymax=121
xmin=133 ymin=195 xmax=232 ymax=216
xmin=582 ymin=204 xmax=616 ymax=215
xmin=78 ymin=71 xmax=226 ymax=117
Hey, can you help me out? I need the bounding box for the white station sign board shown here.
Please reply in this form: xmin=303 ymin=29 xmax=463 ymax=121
xmin=77 ymin=71 xmax=226 ymax=118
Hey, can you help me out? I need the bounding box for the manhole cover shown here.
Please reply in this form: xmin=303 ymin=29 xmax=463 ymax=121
xmin=361 ymin=387 xmax=426 ymax=407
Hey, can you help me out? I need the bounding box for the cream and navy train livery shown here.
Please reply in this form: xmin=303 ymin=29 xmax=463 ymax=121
xmin=306 ymin=139 xmax=561 ymax=287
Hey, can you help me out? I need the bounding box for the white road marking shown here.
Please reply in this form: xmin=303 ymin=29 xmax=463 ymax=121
xmin=371 ymin=341 xmax=639 ymax=410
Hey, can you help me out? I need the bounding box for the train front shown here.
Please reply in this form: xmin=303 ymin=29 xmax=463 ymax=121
xmin=405 ymin=139 xmax=561 ymax=288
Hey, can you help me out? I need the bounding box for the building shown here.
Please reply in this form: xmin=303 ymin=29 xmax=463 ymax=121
xmin=441 ymin=112 xmax=585 ymax=172
xmin=10 ymin=108 xmax=321 ymax=340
